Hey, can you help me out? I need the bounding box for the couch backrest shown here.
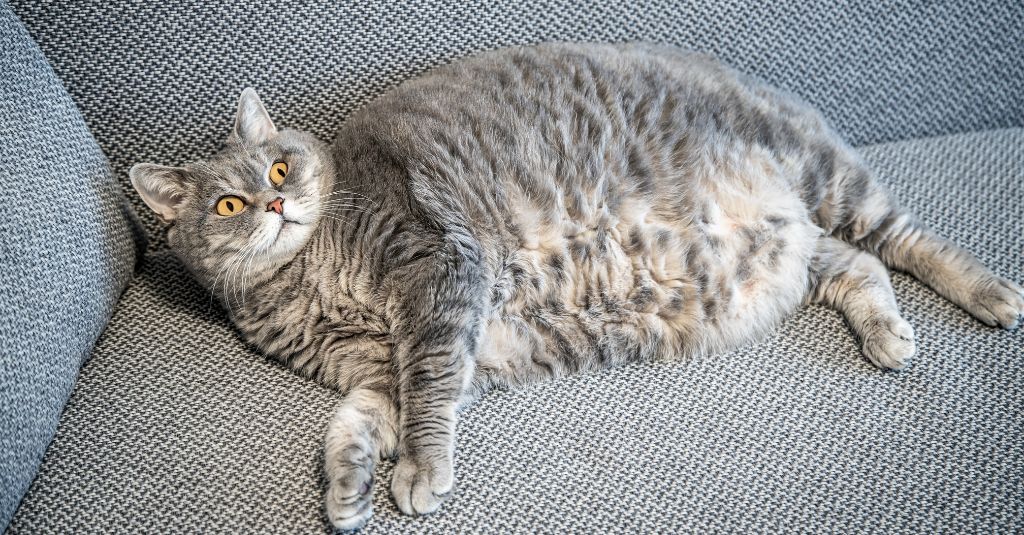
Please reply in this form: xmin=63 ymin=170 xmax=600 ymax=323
xmin=11 ymin=0 xmax=1024 ymax=244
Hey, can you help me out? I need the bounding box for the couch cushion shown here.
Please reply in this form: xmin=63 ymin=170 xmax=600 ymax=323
xmin=0 ymin=4 xmax=146 ymax=530
xmin=9 ymin=1 xmax=1023 ymax=247
xmin=7 ymin=129 xmax=1023 ymax=532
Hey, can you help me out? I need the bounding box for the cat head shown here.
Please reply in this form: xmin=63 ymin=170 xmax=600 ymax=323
xmin=130 ymin=88 xmax=333 ymax=295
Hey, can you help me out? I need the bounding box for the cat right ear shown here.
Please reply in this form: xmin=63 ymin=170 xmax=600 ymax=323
xmin=130 ymin=163 xmax=189 ymax=222
xmin=230 ymin=87 xmax=278 ymax=144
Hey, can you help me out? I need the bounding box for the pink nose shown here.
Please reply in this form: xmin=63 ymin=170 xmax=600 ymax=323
xmin=266 ymin=197 xmax=284 ymax=215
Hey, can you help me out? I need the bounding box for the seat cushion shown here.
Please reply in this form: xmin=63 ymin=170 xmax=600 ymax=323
xmin=7 ymin=128 xmax=1023 ymax=532
xmin=10 ymin=1 xmax=1023 ymax=247
xmin=0 ymin=4 xmax=145 ymax=529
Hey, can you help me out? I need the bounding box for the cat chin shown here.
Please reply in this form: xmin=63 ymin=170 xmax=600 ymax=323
xmin=262 ymin=220 xmax=314 ymax=261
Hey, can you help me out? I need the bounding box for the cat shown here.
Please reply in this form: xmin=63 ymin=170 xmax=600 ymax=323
xmin=129 ymin=43 xmax=1024 ymax=530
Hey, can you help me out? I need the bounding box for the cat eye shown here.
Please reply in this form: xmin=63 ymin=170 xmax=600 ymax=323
xmin=215 ymin=195 xmax=247 ymax=216
xmin=269 ymin=161 xmax=288 ymax=186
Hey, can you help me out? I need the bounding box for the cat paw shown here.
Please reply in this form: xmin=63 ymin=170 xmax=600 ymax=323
xmin=390 ymin=454 xmax=453 ymax=516
xmin=966 ymin=276 xmax=1024 ymax=330
xmin=325 ymin=444 xmax=376 ymax=531
xmin=862 ymin=315 xmax=916 ymax=370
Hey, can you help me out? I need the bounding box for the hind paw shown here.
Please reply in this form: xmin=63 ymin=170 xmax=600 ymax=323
xmin=965 ymin=276 xmax=1024 ymax=330
xmin=862 ymin=315 xmax=916 ymax=370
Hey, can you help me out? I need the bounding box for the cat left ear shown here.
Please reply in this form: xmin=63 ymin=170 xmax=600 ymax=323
xmin=230 ymin=87 xmax=278 ymax=144
xmin=130 ymin=163 xmax=190 ymax=223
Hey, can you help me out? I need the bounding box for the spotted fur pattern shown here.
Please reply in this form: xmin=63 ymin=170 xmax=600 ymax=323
xmin=129 ymin=43 xmax=1024 ymax=530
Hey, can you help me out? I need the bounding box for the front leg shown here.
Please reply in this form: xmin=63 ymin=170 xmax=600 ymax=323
xmin=324 ymin=385 xmax=398 ymax=531
xmin=386 ymin=244 xmax=484 ymax=516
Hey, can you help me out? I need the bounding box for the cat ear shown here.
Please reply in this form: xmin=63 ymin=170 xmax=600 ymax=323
xmin=129 ymin=163 xmax=190 ymax=222
xmin=230 ymin=87 xmax=278 ymax=144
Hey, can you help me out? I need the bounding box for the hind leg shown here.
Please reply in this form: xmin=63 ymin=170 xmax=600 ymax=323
xmin=798 ymin=133 xmax=1024 ymax=330
xmin=832 ymin=175 xmax=1024 ymax=329
xmin=810 ymin=237 xmax=916 ymax=369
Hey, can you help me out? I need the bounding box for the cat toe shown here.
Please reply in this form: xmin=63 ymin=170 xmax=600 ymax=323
xmin=325 ymin=452 xmax=375 ymax=531
xmin=326 ymin=478 xmax=374 ymax=531
xmin=969 ymin=277 xmax=1024 ymax=329
xmin=862 ymin=316 xmax=916 ymax=370
xmin=390 ymin=455 xmax=453 ymax=516
xmin=327 ymin=496 xmax=373 ymax=532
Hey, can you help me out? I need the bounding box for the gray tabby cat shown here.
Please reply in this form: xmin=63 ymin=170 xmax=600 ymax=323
xmin=130 ymin=43 xmax=1023 ymax=530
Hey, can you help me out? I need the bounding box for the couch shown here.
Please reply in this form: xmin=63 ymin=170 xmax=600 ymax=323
xmin=3 ymin=1 xmax=1022 ymax=532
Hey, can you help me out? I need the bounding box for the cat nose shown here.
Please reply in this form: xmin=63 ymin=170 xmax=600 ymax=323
xmin=266 ymin=197 xmax=284 ymax=215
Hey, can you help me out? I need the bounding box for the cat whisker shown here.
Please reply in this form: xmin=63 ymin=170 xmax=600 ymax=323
xmin=214 ymin=249 xmax=244 ymax=296
xmin=319 ymin=190 xmax=364 ymax=199
xmin=318 ymin=194 xmax=377 ymax=210
xmin=224 ymin=248 xmax=250 ymax=308
xmin=207 ymin=253 xmax=240 ymax=311
xmin=321 ymin=188 xmax=374 ymax=202
xmin=317 ymin=200 xmax=372 ymax=208
xmin=240 ymin=246 xmax=260 ymax=308
xmin=318 ymin=199 xmax=376 ymax=212
xmin=212 ymin=250 xmax=241 ymax=309
xmin=240 ymin=247 xmax=261 ymax=307
xmin=318 ymin=204 xmax=374 ymax=216
xmin=225 ymin=242 xmax=260 ymax=308
xmin=317 ymin=198 xmax=375 ymax=209
xmin=317 ymin=208 xmax=372 ymax=221
xmin=319 ymin=213 xmax=355 ymax=223
xmin=319 ymin=196 xmax=374 ymax=207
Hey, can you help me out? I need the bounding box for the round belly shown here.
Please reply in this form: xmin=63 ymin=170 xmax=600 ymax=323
xmin=477 ymin=193 xmax=818 ymax=383
xmin=696 ymin=212 xmax=818 ymax=354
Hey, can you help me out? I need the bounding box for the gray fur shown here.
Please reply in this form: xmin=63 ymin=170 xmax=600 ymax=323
xmin=129 ymin=43 xmax=1024 ymax=530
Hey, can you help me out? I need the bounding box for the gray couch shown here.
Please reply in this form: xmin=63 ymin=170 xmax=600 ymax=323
xmin=3 ymin=1 xmax=1022 ymax=532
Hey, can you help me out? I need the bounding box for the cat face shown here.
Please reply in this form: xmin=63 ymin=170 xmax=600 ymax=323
xmin=130 ymin=88 xmax=332 ymax=291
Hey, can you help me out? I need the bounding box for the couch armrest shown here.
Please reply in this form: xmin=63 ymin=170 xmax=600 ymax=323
xmin=0 ymin=4 xmax=146 ymax=529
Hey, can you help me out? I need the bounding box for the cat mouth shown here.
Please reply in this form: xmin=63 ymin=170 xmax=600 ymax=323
xmin=271 ymin=218 xmax=303 ymax=243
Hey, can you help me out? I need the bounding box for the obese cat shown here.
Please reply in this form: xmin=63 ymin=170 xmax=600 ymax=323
xmin=129 ymin=43 xmax=1023 ymax=530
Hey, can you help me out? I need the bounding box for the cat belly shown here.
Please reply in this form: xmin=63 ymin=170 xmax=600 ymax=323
xmin=477 ymin=175 xmax=818 ymax=384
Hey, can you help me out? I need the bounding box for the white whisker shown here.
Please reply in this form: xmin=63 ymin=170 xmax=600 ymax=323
xmin=321 ymin=189 xmax=373 ymax=202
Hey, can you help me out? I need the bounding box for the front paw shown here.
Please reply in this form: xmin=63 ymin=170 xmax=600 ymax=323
xmin=967 ymin=276 xmax=1024 ymax=329
xmin=390 ymin=454 xmax=454 ymax=516
xmin=325 ymin=445 xmax=375 ymax=531
xmin=862 ymin=315 xmax=916 ymax=370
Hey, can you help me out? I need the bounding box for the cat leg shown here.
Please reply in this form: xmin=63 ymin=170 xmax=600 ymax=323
xmin=386 ymin=246 xmax=484 ymax=516
xmin=324 ymin=386 xmax=399 ymax=531
xmin=810 ymin=237 xmax=916 ymax=369
xmin=832 ymin=175 xmax=1024 ymax=329
xmin=806 ymin=143 xmax=1024 ymax=330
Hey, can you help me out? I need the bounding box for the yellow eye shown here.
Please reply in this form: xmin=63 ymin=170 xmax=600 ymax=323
xmin=215 ymin=195 xmax=246 ymax=216
xmin=269 ymin=161 xmax=288 ymax=186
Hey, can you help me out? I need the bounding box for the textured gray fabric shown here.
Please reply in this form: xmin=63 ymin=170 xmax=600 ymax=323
xmin=9 ymin=0 xmax=1024 ymax=246
xmin=0 ymin=3 xmax=145 ymax=530
xmin=8 ymin=129 xmax=1023 ymax=532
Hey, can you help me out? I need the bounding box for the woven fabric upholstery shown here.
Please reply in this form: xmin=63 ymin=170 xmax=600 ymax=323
xmin=9 ymin=1 xmax=1024 ymax=245
xmin=7 ymin=129 xmax=1023 ymax=533
xmin=0 ymin=4 xmax=145 ymax=529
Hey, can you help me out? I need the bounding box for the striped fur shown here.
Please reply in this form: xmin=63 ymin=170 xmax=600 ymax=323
xmin=130 ymin=43 xmax=1024 ymax=530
